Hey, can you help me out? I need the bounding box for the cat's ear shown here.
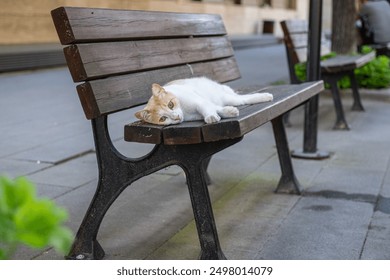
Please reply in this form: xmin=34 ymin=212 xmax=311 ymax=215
xmin=152 ymin=83 xmax=166 ymax=97
xmin=135 ymin=109 xmax=151 ymax=121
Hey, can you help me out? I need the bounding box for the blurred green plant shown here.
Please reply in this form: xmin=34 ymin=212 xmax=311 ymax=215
xmin=294 ymin=52 xmax=337 ymax=84
xmin=0 ymin=175 xmax=73 ymax=260
xmin=354 ymin=46 xmax=390 ymax=89
xmin=294 ymin=46 xmax=390 ymax=89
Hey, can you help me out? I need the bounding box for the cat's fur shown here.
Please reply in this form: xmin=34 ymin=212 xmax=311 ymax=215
xmin=135 ymin=77 xmax=273 ymax=125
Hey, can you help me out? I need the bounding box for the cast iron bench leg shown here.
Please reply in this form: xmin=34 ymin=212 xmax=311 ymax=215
xmin=326 ymin=75 xmax=350 ymax=130
xmin=272 ymin=115 xmax=301 ymax=194
xmin=67 ymin=116 xmax=167 ymax=260
xmin=282 ymin=111 xmax=293 ymax=127
xmin=182 ymin=160 xmax=226 ymax=259
xmin=349 ymin=71 xmax=365 ymax=111
xmin=67 ymin=116 xmax=242 ymax=259
xmin=178 ymin=138 xmax=243 ymax=259
xmin=66 ymin=180 xmax=113 ymax=260
xmin=67 ymin=117 xmax=174 ymax=259
xmin=202 ymin=156 xmax=212 ymax=185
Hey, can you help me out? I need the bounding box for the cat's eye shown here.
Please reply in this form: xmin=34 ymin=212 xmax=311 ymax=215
xmin=168 ymin=101 xmax=174 ymax=110
xmin=159 ymin=116 xmax=167 ymax=122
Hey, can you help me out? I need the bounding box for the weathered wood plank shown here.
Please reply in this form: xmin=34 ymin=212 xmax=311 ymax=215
xmin=321 ymin=51 xmax=376 ymax=73
xmin=294 ymin=45 xmax=331 ymax=63
xmin=65 ymin=36 xmax=234 ymax=82
xmin=282 ymin=20 xmax=308 ymax=34
xmin=51 ymin=7 xmax=226 ymax=45
xmin=281 ymin=19 xmax=331 ymax=64
xmin=124 ymin=81 xmax=324 ymax=145
xmin=78 ymin=57 xmax=240 ymax=119
xmin=123 ymin=121 xmax=163 ymax=144
xmin=163 ymin=121 xmax=204 ymax=145
xmin=289 ymin=34 xmax=309 ymax=49
xmin=201 ymin=81 xmax=324 ymax=142
xmin=289 ymin=34 xmax=330 ymax=50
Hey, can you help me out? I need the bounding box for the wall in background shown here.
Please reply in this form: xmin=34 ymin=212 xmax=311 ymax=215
xmin=0 ymin=0 xmax=308 ymax=45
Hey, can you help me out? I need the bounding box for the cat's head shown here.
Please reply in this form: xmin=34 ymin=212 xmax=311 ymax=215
xmin=135 ymin=83 xmax=183 ymax=125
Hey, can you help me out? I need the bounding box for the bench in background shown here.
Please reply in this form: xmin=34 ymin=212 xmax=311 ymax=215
xmin=51 ymin=6 xmax=323 ymax=260
xmin=281 ymin=19 xmax=374 ymax=130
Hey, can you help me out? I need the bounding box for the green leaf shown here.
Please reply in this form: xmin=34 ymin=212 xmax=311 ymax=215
xmin=0 ymin=176 xmax=36 ymax=214
xmin=49 ymin=227 xmax=73 ymax=255
xmin=0 ymin=175 xmax=73 ymax=258
xmin=14 ymin=199 xmax=68 ymax=248
xmin=0 ymin=248 xmax=7 ymax=260
xmin=294 ymin=48 xmax=390 ymax=89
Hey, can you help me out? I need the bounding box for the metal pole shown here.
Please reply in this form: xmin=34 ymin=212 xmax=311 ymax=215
xmin=292 ymin=0 xmax=330 ymax=159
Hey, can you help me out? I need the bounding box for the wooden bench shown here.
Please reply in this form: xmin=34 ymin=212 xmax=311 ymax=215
xmin=51 ymin=6 xmax=323 ymax=260
xmin=281 ymin=19 xmax=375 ymax=130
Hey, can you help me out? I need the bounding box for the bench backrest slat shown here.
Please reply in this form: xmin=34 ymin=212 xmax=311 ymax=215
xmin=281 ymin=19 xmax=331 ymax=65
xmin=65 ymin=37 xmax=234 ymax=82
xmin=51 ymin=7 xmax=241 ymax=119
xmin=51 ymin=7 xmax=227 ymax=44
xmin=78 ymin=57 xmax=240 ymax=119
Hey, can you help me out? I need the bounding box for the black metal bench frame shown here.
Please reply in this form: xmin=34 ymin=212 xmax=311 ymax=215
xmin=51 ymin=6 xmax=323 ymax=260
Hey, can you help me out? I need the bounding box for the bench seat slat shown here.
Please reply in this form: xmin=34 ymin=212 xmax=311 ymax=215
xmin=66 ymin=36 xmax=234 ymax=82
xmin=77 ymin=57 xmax=241 ymax=119
xmin=202 ymin=81 xmax=324 ymax=142
xmin=51 ymin=7 xmax=227 ymax=44
xmin=124 ymin=81 xmax=324 ymax=145
xmin=320 ymin=52 xmax=376 ymax=73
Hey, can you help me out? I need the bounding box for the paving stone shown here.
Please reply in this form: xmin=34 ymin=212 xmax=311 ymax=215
xmin=35 ymin=182 xmax=73 ymax=199
xmin=360 ymin=211 xmax=390 ymax=259
xmin=10 ymin=132 xmax=94 ymax=164
xmin=254 ymin=197 xmax=373 ymax=259
xmin=147 ymin=169 xmax=299 ymax=260
xmin=227 ymin=45 xmax=289 ymax=89
xmin=0 ymin=158 xmax=51 ymax=178
xmin=306 ymin=165 xmax=384 ymax=199
xmin=380 ymin=168 xmax=390 ymax=197
xmin=26 ymin=153 xmax=98 ymax=188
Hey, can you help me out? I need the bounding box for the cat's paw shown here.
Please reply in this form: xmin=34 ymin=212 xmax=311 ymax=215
xmin=205 ymin=114 xmax=221 ymax=124
xmin=218 ymin=106 xmax=239 ymax=118
xmin=263 ymin=93 xmax=273 ymax=102
xmin=252 ymin=92 xmax=273 ymax=102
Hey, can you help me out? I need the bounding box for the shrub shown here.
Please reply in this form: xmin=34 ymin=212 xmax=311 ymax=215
xmin=294 ymin=47 xmax=390 ymax=89
xmin=294 ymin=52 xmax=337 ymax=83
xmin=0 ymin=176 xmax=73 ymax=259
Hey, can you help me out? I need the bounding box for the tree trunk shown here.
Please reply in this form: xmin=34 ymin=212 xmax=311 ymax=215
xmin=331 ymin=0 xmax=357 ymax=54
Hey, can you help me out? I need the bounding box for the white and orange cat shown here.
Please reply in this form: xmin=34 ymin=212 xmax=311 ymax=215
xmin=135 ymin=77 xmax=273 ymax=125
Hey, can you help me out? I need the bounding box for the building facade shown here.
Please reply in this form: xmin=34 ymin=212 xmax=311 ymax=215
xmin=0 ymin=0 xmax=315 ymax=45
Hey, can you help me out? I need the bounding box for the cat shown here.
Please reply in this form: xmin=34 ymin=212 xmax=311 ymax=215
xmin=135 ymin=77 xmax=273 ymax=125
